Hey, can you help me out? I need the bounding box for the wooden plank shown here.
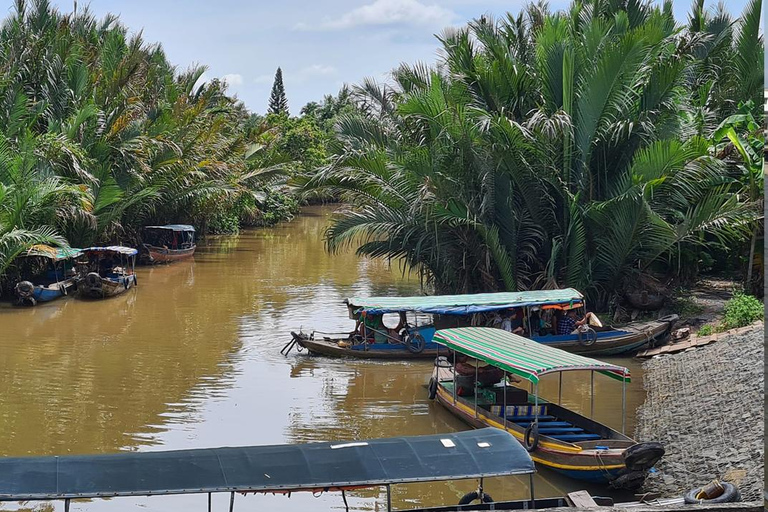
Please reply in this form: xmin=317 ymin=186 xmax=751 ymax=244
xmin=567 ymin=490 xmax=598 ymax=508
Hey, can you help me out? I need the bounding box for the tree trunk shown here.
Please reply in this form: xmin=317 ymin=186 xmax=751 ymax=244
xmin=745 ymin=224 xmax=757 ymax=293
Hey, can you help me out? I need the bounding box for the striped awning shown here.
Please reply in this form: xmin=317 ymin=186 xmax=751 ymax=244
xmin=434 ymin=327 xmax=630 ymax=384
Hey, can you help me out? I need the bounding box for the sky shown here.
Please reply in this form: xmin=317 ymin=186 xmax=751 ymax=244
xmin=43 ymin=0 xmax=754 ymax=115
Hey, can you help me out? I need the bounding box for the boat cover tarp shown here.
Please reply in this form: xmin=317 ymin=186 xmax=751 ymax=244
xmin=24 ymin=245 xmax=82 ymax=261
xmin=82 ymin=246 xmax=138 ymax=256
xmin=144 ymin=224 xmax=195 ymax=232
xmin=346 ymin=289 xmax=583 ymax=315
xmin=434 ymin=327 xmax=630 ymax=384
xmin=0 ymin=429 xmax=533 ymax=501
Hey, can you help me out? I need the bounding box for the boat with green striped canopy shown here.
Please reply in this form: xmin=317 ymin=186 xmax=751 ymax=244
xmin=427 ymin=327 xmax=664 ymax=489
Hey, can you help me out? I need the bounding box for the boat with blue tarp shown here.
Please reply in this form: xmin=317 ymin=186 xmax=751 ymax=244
xmin=428 ymin=327 xmax=664 ymax=489
xmin=13 ymin=245 xmax=82 ymax=305
xmin=77 ymin=246 xmax=138 ymax=298
xmin=289 ymin=289 xmax=676 ymax=358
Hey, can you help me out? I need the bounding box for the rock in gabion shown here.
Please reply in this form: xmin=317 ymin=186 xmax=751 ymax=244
xmin=635 ymin=323 xmax=764 ymax=502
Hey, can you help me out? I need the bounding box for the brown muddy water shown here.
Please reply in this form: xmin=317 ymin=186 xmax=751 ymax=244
xmin=0 ymin=206 xmax=645 ymax=512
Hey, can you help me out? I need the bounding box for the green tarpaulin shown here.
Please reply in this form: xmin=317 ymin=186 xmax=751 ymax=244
xmin=434 ymin=327 xmax=630 ymax=384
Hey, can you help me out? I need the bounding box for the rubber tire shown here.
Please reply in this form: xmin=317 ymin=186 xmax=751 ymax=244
xmin=406 ymin=333 xmax=426 ymax=354
xmin=578 ymin=327 xmax=597 ymax=346
xmin=684 ymin=482 xmax=740 ymax=504
xmin=623 ymin=442 xmax=665 ymax=471
xmin=658 ymin=314 xmax=679 ymax=323
xmin=427 ymin=378 xmax=438 ymax=400
xmin=524 ymin=423 xmax=539 ymax=452
xmin=458 ymin=491 xmax=494 ymax=505
xmin=610 ymin=471 xmax=646 ymax=491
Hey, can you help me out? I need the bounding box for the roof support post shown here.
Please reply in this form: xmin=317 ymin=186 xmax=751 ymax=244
xmin=386 ymin=484 xmax=392 ymax=512
xmin=503 ymin=371 xmax=507 ymax=430
xmin=534 ymin=383 xmax=539 ymax=426
xmin=208 ymin=492 xmax=212 ymax=512
xmin=529 ymin=473 xmax=535 ymax=507
xmin=229 ymin=491 xmax=235 ymax=512
xmin=452 ymin=351 xmax=456 ymax=405
xmin=621 ymin=373 xmax=626 ymax=434
xmin=590 ymin=371 xmax=594 ymax=419
xmin=342 ymin=489 xmax=349 ymax=512
xmin=64 ymin=498 xmax=70 ymax=512
xmin=558 ymin=372 xmax=562 ymax=405
xmin=474 ymin=359 xmax=479 ymax=418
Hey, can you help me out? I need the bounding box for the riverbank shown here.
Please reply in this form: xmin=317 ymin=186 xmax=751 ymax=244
xmin=634 ymin=323 xmax=764 ymax=502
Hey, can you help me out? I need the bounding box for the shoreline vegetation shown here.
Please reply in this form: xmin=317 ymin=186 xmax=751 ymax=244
xmin=0 ymin=0 xmax=764 ymax=316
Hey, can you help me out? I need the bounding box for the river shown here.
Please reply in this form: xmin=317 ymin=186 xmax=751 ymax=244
xmin=0 ymin=205 xmax=645 ymax=511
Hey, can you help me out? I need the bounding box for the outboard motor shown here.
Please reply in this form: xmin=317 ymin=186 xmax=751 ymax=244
xmin=14 ymin=281 xmax=36 ymax=306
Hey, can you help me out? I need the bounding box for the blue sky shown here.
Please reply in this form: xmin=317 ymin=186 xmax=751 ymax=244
xmin=44 ymin=0 xmax=753 ymax=114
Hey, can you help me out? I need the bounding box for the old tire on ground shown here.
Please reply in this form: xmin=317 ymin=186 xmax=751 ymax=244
xmin=523 ymin=423 xmax=539 ymax=452
xmin=458 ymin=491 xmax=494 ymax=505
xmin=610 ymin=471 xmax=646 ymax=491
xmin=684 ymin=483 xmax=740 ymax=504
xmin=623 ymin=442 xmax=665 ymax=471
xmin=406 ymin=332 xmax=426 ymax=354
xmin=658 ymin=314 xmax=679 ymax=324
xmin=427 ymin=377 xmax=438 ymax=400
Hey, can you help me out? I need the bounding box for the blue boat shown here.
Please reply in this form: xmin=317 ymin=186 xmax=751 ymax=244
xmin=78 ymin=246 xmax=138 ymax=299
xmin=14 ymin=246 xmax=82 ymax=306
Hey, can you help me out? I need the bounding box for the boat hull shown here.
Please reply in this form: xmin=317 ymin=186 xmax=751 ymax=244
xmin=295 ymin=335 xmax=448 ymax=360
xmin=532 ymin=319 xmax=676 ymax=356
xmin=144 ymin=244 xmax=195 ymax=264
xmin=16 ymin=279 xmax=78 ymax=305
xmin=433 ymin=382 xmax=632 ymax=484
xmin=79 ymin=275 xmax=137 ymax=299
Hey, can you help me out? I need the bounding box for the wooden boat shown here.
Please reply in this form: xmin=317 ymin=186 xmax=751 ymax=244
xmin=13 ymin=246 xmax=82 ymax=306
xmin=428 ymin=327 xmax=664 ymax=489
xmin=287 ymin=329 xmax=448 ymax=359
xmin=141 ymin=224 xmax=196 ymax=264
xmin=338 ymin=290 xmax=677 ymax=356
xmin=77 ymin=246 xmax=138 ymax=298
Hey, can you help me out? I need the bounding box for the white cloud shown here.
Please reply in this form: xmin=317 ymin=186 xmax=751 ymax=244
xmin=301 ymin=64 xmax=337 ymax=76
xmin=295 ymin=0 xmax=456 ymax=31
xmin=221 ymin=73 xmax=244 ymax=86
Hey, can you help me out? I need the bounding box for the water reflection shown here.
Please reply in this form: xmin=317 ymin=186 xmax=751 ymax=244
xmin=0 ymin=206 xmax=646 ymax=511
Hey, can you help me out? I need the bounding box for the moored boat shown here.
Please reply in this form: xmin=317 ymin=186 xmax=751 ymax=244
xmin=13 ymin=246 xmax=82 ymax=306
xmin=328 ymin=290 xmax=677 ymax=356
xmin=77 ymin=246 xmax=138 ymax=298
xmin=428 ymin=327 xmax=664 ymax=489
xmin=141 ymin=224 xmax=195 ymax=264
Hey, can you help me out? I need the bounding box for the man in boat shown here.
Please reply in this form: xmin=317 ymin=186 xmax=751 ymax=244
xmin=558 ymin=309 xmax=601 ymax=335
xmin=501 ymin=309 xmax=525 ymax=335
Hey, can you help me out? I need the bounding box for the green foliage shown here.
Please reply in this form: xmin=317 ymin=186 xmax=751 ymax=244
xmin=306 ymin=0 xmax=764 ymax=305
xmin=697 ymin=324 xmax=713 ymax=336
xmin=720 ymin=292 xmax=764 ymax=329
xmin=0 ymin=2 xmax=295 ymax=275
xmin=268 ymin=67 xmax=289 ymax=115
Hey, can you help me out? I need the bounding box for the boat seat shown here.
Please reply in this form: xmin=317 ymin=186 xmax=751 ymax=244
xmin=490 ymin=405 xmax=547 ymax=418
xmin=506 ymin=415 xmax=555 ymax=421
xmin=537 ymin=427 xmax=584 ymax=434
xmin=549 ymin=434 xmax=602 ymax=441
xmin=515 ymin=421 xmax=572 ymax=428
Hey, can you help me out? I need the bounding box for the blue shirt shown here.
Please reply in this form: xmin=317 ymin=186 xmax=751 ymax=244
xmin=558 ymin=316 xmax=576 ymax=335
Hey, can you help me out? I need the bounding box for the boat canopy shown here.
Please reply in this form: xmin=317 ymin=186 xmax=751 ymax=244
xmin=24 ymin=245 xmax=82 ymax=261
xmin=346 ymin=289 xmax=584 ymax=315
xmin=144 ymin=224 xmax=195 ymax=232
xmin=0 ymin=429 xmax=533 ymax=501
xmin=82 ymin=246 xmax=138 ymax=256
xmin=434 ymin=327 xmax=630 ymax=384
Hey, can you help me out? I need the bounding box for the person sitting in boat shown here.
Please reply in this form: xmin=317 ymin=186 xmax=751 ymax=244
xmin=454 ymin=354 xmax=504 ymax=386
xmin=558 ymin=309 xmax=600 ymax=335
xmin=501 ymin=308 xmax=525 ymax=335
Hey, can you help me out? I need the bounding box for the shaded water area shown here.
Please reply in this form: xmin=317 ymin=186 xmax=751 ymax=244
xmin=0 ymin=206 xmax=644 ymax=511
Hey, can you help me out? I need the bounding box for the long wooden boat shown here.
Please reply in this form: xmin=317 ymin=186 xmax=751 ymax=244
xmin=288 ymin=330 xmax=448 ymax=359
xmin=429 ymin=327 xmax=664 ymax=489
xmin=78 ymin=246 xmax=138 ymax=299
xmin=13 ymin=246 xmax=82 ymax=306
xmin=141 ymin=224 xmax=196 ymax=264
xmin=345 ymin=290 xmax=677 ymax=356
